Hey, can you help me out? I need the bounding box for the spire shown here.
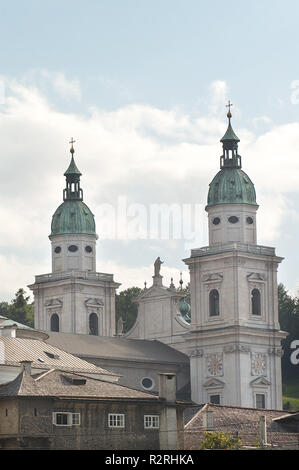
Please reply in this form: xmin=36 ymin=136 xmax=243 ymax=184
xmin=63 ymin=138 xmax=83 ymax=201
xmin=220 ymin=102 xmax=242 ymax=169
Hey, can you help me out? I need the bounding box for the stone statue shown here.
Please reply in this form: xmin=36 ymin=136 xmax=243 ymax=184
xmin=116 ymin=317 xmax=124 ymax=335
xmin=154 ymin=257 xmax=164 ymax=277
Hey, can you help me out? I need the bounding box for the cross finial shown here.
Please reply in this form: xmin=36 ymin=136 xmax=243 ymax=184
xmin=69 ymin=138 xmax=76 ymax=155
xmin=226 ymin=100 xmax=233 ymax=119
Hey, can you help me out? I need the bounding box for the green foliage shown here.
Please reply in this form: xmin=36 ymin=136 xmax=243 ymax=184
xmin=200 ymin=431 xmax=242 ymax=450
xmin=2 ymin=288 xmax=34 ymax=328
xmin=278 ymin=283 xmax=299 ymax=381
xmin=115 ymin=287 xmax=142 ymax=333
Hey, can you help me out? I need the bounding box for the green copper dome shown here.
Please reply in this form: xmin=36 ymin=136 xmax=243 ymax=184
xmin=51 ymin=200 xmax=96 ymax=236
xmin=207 ymin=111 xmax=257 ymax=208
xmin=50 ymin=143 xmax=96 ymax=236
xmin=207 ymin=168 xmax=257 ymax=207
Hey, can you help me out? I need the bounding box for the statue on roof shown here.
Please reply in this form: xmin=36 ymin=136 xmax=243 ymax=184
xmin=154 ymin=257 xmax=164 ymax=277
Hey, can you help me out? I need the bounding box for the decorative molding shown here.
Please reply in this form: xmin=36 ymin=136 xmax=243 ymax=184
xmin=251 ymin=352 xmax=267 ymax=376
xmin=247 ymin=272 xmax=265 ymax=281
xmin=190 ymin=348 xmax=204 ymax=358
xmin=206 ymin=353 xmax=223 ymax=377
xmin=202 ymin=273 xmax=223 ymax=283
xmin=250 ymin=376 xmax=271 ymax=387
xmin=224 ymin=343 xmax=251 ymax=354
xmin=268 ymin=347 xmax=283 ymax=357
xmin=203 ymin=377 xmax=225 ymax=389
xmin=85 ymin=298 xmax=104 ymax=307
xmin=44 ymin=298 xmax=63 ymax=307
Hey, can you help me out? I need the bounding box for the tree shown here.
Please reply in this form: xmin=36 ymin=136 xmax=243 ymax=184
xmin=278 ymin=283 xmax=299 ymax=381
xmin=115 ymin=287 xmax=142 ymax=333
xmin=5 ymin=288 xmax=34 ymax=328
xmin=200 ymin=431 xmax=242 ymax=450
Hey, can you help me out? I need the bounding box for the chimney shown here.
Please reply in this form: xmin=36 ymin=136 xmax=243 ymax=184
xmin=20 ymin=360 xmax=32 ymax=375
xmin=158 ymin=373 xmax=176 ymax=402
xmin=0 ymin=325 xmax=17 ymax=337
xmin=203 ymin=409 xmax=214 ymax=430
xmin=158 ymin=373 xmax=180 ymax=450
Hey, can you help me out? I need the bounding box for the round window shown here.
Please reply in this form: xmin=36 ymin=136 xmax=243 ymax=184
xmin=141 ymin=377 xmax=154 ymax=390
xmin=246 ymin=216 xmax=254 ymax=225
xmin=228 ymin=216 xmax=239 ymax=224
xmin=85 ymin=245 xmax=93 ymax=253
xmin=68 ymin=245 xmax=78 ymax=252
xmin=54 ymin=246 xmax=61 ymax=254
xmin=212 ymin=217 xmax=221 ymax=225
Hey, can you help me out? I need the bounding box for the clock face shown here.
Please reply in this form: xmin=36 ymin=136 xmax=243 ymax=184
xmin=207 ymin=353 xmax=223 ymax=376
xmin=251 ymin=353 xmax=266 ymax=376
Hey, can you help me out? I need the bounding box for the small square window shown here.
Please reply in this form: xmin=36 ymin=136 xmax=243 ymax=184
xmin=209 ymin=394 xmax=220 ymax=405
xmin=256 ymin=393 xmax=266 ymax=409
xmin=108 ymin=413 xmax=125 ymax=428
xmin=53 ymin=412 xmax=81 ymax=426
xmin=144 ymin=415 xmax=160 ymax=429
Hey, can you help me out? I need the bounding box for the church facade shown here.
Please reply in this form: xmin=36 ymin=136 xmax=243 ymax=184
xmin=29 ymin=111 xmax=287 ymax=410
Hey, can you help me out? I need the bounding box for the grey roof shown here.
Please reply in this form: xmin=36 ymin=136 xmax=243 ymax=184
xmin=0 ymin=336 xmax=116 ymax=377
xmin=45 ymin=332 xmax=189 ymax=365
xmin=0 ymin=368 xmax=160 ymax=401
xmin=185 ymin=403 xmax=293 ymax=430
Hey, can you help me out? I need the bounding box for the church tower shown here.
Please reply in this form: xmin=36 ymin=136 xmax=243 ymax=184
xmin=183 ymin=106 xmax=287 ymax=409
xmin=29 ymin=140 xmax=120 ymax=336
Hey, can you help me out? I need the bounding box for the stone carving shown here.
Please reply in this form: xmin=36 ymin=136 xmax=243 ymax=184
xmin=224 ymin=343 xmax=251 ymax=353
xmin=268 ymin=347 xmax=283 ymax=357
xmin=247 ymin=272 xmax=265 ymax=281
xmin=251 ymin=352 xmax=267 ymax=376
xmin=154 ymin=257 xmax=164 ymax=276
xmin=190 ymin=348 xmax=204 ymax=358
xmin=202 ymin=273 xmax=223 ymax=282
xmin=206 ymin=353 xmax=223 ymax=377
xmin=44 ymin=298 xmax=63 ymax=307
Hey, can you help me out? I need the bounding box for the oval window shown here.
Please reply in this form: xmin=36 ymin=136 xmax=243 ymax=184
xmin=247 ymin=216 xmax=254 ymax=225
xmin=228 ymin=216 xmax=239 ymax=224
xmin=141 ymin=377 xmax=154 ymax=390
xmin=212 ymin=217 xmax=221 ymax=225
xmin=68 ymin=245 xmax=78 ymax=252
xmin=54 ymin=246 xmax=61 ymax=253
xmin=85 ymin=246 xmax=93 ymax=253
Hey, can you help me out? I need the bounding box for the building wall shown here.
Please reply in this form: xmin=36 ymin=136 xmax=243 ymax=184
xmin=82 ymin=356 xmax=190 ymax=398
xmin=0 ymin=397 xmax=180 ymax=450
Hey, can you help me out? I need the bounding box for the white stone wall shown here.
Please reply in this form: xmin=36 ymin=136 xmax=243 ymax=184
xmin=207 ymin=204 xmax=258 ymax=245
xmin=49 ymin=233 xmax=97 ymax=273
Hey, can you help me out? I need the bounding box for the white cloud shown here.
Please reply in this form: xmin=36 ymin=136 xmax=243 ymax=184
xmin=0 ymin=75 xmax=298 ymax=301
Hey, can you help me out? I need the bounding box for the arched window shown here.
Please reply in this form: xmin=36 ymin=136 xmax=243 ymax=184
xmin=251 ymin=289 xmax=261 ymax=316
xmin=50 ymin=313 xmax=59 ymax=332
xmin=89 ymin=313 xmax=99 ymax=336
xmin=209 ymin=289 xmax=220 ymax=316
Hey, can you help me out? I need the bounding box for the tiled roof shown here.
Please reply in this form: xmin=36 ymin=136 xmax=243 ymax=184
xmin=0 ymin=368 xmax=160 ymax=401
xmin=0 ymin=337 xmax=116 ymax=377
xmin=46 ymin=332 xmax=189 ymax=364
xmin=185 ymin=403 xmax=293 ymax=432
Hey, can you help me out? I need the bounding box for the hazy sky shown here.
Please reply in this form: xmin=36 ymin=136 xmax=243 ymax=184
xmin=0 ymin=0 xmax=298 ymax=301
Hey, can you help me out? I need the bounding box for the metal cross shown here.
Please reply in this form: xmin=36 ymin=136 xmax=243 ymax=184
xmin=226 ymin=100 xmax=233 ymax=113
xmin=69 ymin=138 xmax=76 ymax=154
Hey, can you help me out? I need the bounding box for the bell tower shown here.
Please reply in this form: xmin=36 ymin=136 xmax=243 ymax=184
xmin=29 ymin=140 xmax=120 ymax=336
xmin=183 ymin=106 xmax=287 ymax=409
